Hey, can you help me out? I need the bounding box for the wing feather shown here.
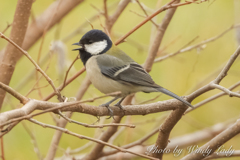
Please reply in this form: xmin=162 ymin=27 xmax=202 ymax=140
xmin=96 ymin=54 xmax=157 ymax=88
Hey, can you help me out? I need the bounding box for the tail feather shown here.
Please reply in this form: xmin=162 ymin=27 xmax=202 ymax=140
xmin=157 ymin=87 xmax=194 ymax=108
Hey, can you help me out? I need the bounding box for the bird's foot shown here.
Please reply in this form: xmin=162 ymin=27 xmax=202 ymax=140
xmin=99 ymin=103 xmax=115 ymax=120
xmin=114 ymin=103 xmax=126 ymax=116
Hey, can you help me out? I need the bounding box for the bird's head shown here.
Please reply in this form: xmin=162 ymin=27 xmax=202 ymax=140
xmin=73 ymin=29 xmax=112 ymax=56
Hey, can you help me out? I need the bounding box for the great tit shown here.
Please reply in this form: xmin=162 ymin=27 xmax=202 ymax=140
xmin=73 ymin=29 xmax=193 ymax=117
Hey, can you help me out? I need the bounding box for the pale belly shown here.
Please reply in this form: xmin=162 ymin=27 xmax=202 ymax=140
xmin=85 ymin=56 xmax=140 ymax=96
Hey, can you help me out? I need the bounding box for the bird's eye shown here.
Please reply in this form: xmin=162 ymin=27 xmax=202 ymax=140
xmin=88 ymin=40 xmax=94 ymax=44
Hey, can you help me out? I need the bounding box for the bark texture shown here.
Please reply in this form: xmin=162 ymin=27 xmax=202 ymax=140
xmin=0 ymin=0 xmax=33 ymax=109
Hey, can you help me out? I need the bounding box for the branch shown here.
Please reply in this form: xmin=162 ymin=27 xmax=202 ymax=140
xmin=203 ymin=150 xmax=240 ymax=160
xmin=181 ymin=119 xmax=240 ymax=160
xmin=210 ymin=83 xmax=240 ymax=98
xmin=135 ymin=0 xmax=158 ymax=27
xmin=0 ymin=32 xmax=62 ymax=101
xmin=29 ymin=118 xmax=158 ymax=160
xmin=35 ymin=0 xmax=63 ymax=100
xmin=154 ymin=24 xmax=240 ymax=63
xmin=84 ymin=116 xmax=123 ymax=159
xmin=213 ymin=45 xmax=240 ymax=84
xmin=105 ymin=0 xmax=131 ymax=33
xmin=186 ymin=43 xmax=239 ymax=102
xmin=144 ymin=0 xmax=180 ymax=72
xmin=15 ymin=8 xmax=115 ymax=93
xmin=0 ymin=0 xmax=33 ymax=109
xmin=1 ymin=45 xmax=239 ymax=158
xmin=2 ymin=22 xmax=12 ymax=34
xmin=103 ymin=0 xmax=109 ymax=28
xmin=151 ymin=46 xmax=240 ymax=159
xmin=22 ymin=0 xmax=84 ymax=51
xmin=167 ymin=121 xmax=232 ymax=150
xmin=115 ymin=0 xmax=208 ymax=45
xmin=186 ymin=81 xmax=240 ymax=113
xmin=83 ymin=95 xmax=135 ymax=159
xmin=57 ymin=110 xmax=135 ymax=128
xmin=0 ymin=121 xmax=19 ymax=138
xmin=21 ymin=121 xmax=43 ymax=160
xmin=29 ymin=0 xmax=209 ymax=102
xmin=84 ymin=1 xmax=155 ymax=158
xmin=151 ymin=104 xmax=187 ymax=159
xmin=62 ymin=1 xmax=118 ymax=42
xmin=61 ymin=55 xmax=79 ymax=90
xmin=0 ymin=92 xmax=123 ymax=128
xmin=100 ymin=81 xmax=240 ymax=158
xmin=0 ymin=82 xmax=28 ymax=104
xmin=100 ymin=121 xmax=231 ymax=159
xmin=1 ymin=45 xmax=239 ymax=135
xmin=44 ymin=112 xmax=72 ymax=160
xmin=42 ymin=67 xmax=86 ymax=101
xmin=100 ymin=126 xmax=160 ymax=158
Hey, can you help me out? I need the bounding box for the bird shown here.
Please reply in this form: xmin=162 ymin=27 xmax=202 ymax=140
xmin=73 ymin=29 xmax=193 ymax=117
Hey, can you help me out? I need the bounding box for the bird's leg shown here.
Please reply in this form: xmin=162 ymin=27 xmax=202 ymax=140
xmin=100 ymin=97 xmax=119 ymax=119
xmin=114 ymin=97 xmax=126 ymax=116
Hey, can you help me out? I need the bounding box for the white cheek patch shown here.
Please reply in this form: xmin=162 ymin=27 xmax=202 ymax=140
xmin=84 ymin=40 xmax=107 ymax=55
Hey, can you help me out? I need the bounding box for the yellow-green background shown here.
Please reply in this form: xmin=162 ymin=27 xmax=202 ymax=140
xmin=0 ymin=0 xmax=239 ymax=159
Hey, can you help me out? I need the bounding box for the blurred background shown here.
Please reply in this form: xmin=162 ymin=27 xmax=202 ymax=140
xmin=0 ymin=0 xmax=240 ymax=159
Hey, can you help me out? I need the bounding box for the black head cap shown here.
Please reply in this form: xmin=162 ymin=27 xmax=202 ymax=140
xmin=73 ymin=30 xmax=113 ymax=65
xmin=79 ymin=29 xmax=112 ymax=47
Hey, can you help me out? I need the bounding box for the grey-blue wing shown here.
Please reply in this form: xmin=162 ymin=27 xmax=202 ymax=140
xmin=97 ymin=55 xmax=158 ymax=88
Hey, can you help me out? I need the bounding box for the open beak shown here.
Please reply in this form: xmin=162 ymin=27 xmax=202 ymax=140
xmin=72 ymin=42 xmax=83 ymax=51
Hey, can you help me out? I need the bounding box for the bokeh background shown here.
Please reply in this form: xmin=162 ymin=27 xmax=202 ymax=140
xmin=0 ymin=0 xmax=240 ymax=159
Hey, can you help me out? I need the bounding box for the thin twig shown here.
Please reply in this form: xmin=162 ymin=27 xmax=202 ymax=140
xmin=42 ymin=67 xmax=86 ymax=101
xmin=25 ymin=54 xmax=54 ymax=97
xmin=105 ymin=0 xmax=131 ymax=33
xmin=129 ymin=10 xmax=146 ymax=18
xmin=57 ymin=110 xmax=135 ymax=128
xmin=203 ymin=150 xmax=240 ymax=160
xmin=29 ymin=118 xmax=159 ymax=160
xmin=138 ymin=94 xmax=162 ymax=104
xmin=0 ymin=137 xmax=4 ymax=160
xmin=100 ymin=124 xmax=162 ymax=157
xmin=136 ymin=0 xmax=158 ymax=27
xmin=186 ymin=81 xmax=240 ymax=113
xmin=35 ymin=0 xmax=63 ymax=99
xmin=0 ymin=32 xmax=62 ymax=101
xmin=0 ymin=82 xmax=28 ymax=104
xmin=26 ymin=83 xmax=51 ymax=97
xmin=0 ymin=0 xmax=33 ymax=110
xmin=143 ymin=0 xmax=179 ymax=72
xmin=210 ymin=83 xmax=240 ymax=98
xmin=68 ymin=141 xmax=94 ymax=154
xmin=181 ymin=119 xmax=240 ymax=160
xmin=108 ymin=118 xmax=130 ymax=144
xmin=214 ymin=45 xmax=240 ymax=84
xmin=154 ymin=24 xmax=240 ymax=63
xmin=157 ymin=35 xmax=182 ymax=56
xmin=115 ymin=0 xmax=207 ymax=45
xmin=103 ymin=0 xmax=109 ymax=28
xmin=62 ymin=1 xmax=119 ymax=42
xmin=2 ymin=23 xmax=12 ymax=34
xmin=0 ymin=121 xmax=19 ymax=138
xmin=61 ymin=55 xmax=79 ymax=90
xmin=48 ymin=78 xmax=92 ymax=160
xmin=22 ymin=122 xmax=43 ymax=160
xmin=90 ymin=4 xmax=104 ymax=15
xmin=85 ymin=18 xmax=94 ymax=29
